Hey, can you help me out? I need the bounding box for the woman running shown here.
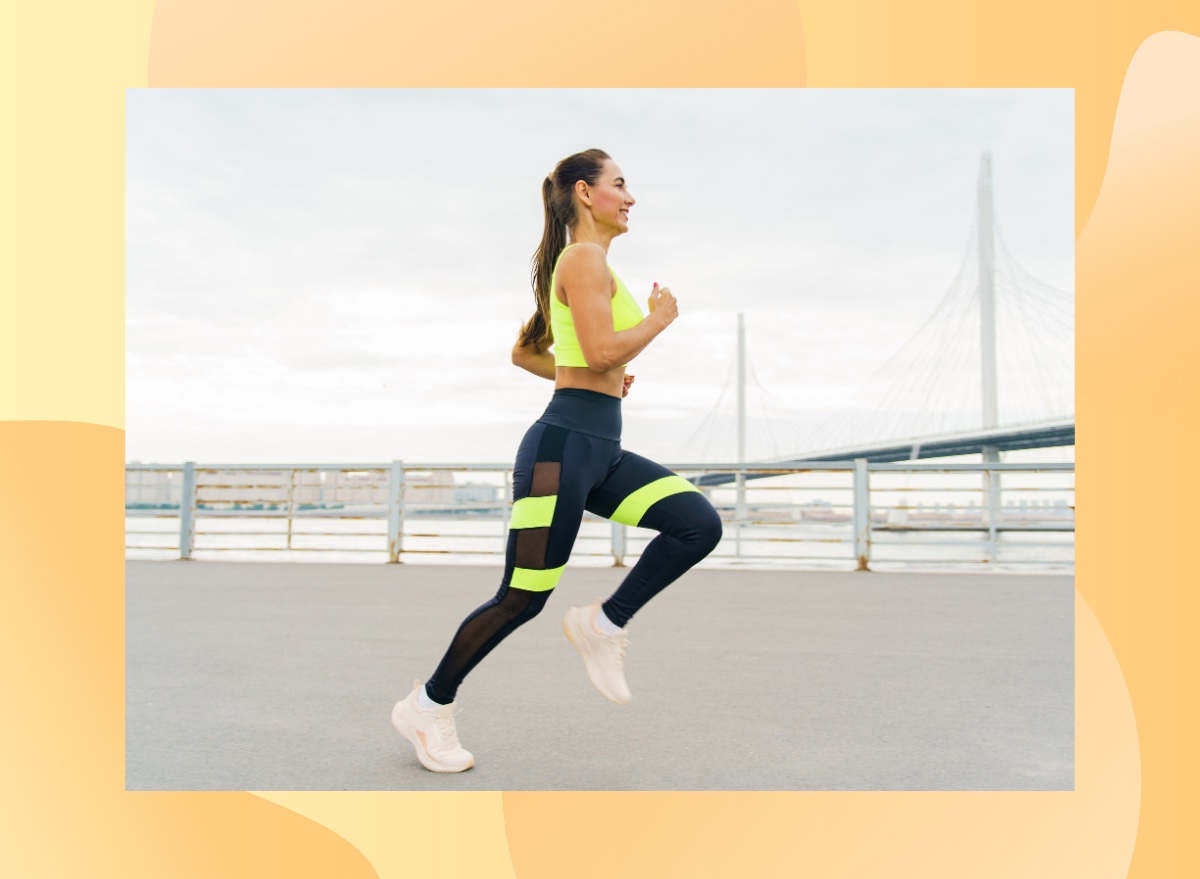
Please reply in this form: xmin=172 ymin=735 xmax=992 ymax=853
xmin=391 ymin=148 xmax=723 ymax=772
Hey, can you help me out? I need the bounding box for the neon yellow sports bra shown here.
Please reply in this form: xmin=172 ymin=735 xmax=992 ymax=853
xmin=548 ymin=243 xmax=644 ymax=369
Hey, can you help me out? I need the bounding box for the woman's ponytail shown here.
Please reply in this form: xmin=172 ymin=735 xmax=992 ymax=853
xmin=520 ymin=149 xmax=611 ymax=353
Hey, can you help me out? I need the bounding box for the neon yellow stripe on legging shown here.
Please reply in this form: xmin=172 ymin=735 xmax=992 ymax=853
xmin=510 ymin=495 xmax=557 ymax=529
xmin=510 ymin=564 xmax=567 ymax=592
xmin=609 ymin=475 xmax=701 ymax=527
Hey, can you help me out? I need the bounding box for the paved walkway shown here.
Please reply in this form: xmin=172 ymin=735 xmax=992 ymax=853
xmin=126 ymin=561 xmax=1073 ymax=791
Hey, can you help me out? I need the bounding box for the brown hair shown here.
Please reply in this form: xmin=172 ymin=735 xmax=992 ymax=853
xmin=519 ymin=148 xmax=612 ymax=352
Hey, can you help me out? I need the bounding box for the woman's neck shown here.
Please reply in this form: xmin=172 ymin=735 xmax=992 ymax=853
xmin=568 ymin=217 xmax=617 ymax=253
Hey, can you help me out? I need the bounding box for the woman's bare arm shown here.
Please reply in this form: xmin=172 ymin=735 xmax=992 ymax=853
xmin=558 ymin=243 xmax=675 ymax=373
xmin=512 ymin=332 xmax=557 ymax=380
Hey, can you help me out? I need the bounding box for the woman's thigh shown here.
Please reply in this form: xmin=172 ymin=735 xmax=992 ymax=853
xmin=505 ymin=422 xmax=614 ymax=591
xmin=584 ymin=448 xmax=707 ymax=528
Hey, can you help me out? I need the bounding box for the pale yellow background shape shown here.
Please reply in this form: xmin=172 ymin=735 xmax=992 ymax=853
xmin=256 ymin=792 xmax=517 ymax=879
xmin=0 ymin=1 xmax=154 ymax=427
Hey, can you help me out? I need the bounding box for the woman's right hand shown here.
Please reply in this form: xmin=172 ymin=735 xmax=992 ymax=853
xmin=648 ymin=282 xmax=678 ymax=329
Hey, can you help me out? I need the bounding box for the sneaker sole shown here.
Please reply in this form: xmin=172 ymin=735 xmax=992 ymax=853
xmin=562 ymin=613 xmax=631 ymax=705
xmin=390 ymin=702 xmax=474 ymax=773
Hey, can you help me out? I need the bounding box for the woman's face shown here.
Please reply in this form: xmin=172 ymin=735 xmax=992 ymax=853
xmin=580 ymin=159 xmax=636 ymax=234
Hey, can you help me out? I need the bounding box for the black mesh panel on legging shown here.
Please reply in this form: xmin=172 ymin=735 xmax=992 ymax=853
xmin=424 ymin=585 xmax=550 ymax=704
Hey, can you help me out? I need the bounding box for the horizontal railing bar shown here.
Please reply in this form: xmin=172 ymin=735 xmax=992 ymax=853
xmin=138 ymin=463 xmax=506 ymax=471
xmin=726 ymin=491 xmax=854 ymax=497
xmin=400 ymin=548 xmax=609 ymax=557
xmin=129 ymin=461 xmax=1074 ymax=473
xmin=987 ymin=539 xmax=1077 ymax=544
xmin=859 ymin=512 xmax=1068 ymax=521
xmin=191 ymin=511 xmax=390 ymax=518
xmin=872 ymin=541 xmax=1075 ymax=550
xmin=868 ymin=463 xmax=1074 ymax=472
xmin=199 ymin=509 xmax=506 ymax=516
xmin=192 ymin=546 xmax=382 ymax=553
xmin=873 ymin=525 xmax=1074 ymax=533
xmin=720 ymin=485 xmax=852 ymax=492
xmin=870 ymin=482 xmax=1074 ymax=487
xmin=395 ymin=549 xmax=510 ymax=556
xmin=868 ymin=557 xmax=996 ymax=564
xmin=730 ymin=520 xmax=843 ymax=527
xmin=703 ymin=554 xmax=856 ymax=562
xmin=196 ymin=532 xmax=384 ymax=538
xmin=870 ymin=557 xmax=1072 ymax=565
xmin=194 ymin=464 xmax=393 ymax=471
xmin=867 ymin=487 xmax=1072 ymax=493
xmin=874 ymin=508 xmax=1075 ymax=515
xmin=718 ymin=537 xmax=854 ymax=545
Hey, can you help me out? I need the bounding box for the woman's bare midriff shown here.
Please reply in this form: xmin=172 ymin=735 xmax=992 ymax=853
xmin=555 ymin=365 xmax=625 ymax=398
xmin=553 ymin=269 xmax=627 ymax=398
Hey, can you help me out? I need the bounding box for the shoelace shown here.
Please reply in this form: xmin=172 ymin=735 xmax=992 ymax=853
xmin=606 ymin=633 xmax=631 ymax=669
xmin=433 ymin=707 xmax=463 ymax=749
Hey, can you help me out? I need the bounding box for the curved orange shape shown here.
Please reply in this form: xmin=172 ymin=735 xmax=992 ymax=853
xmin=0 ymin=421 xmax=380 ymax=878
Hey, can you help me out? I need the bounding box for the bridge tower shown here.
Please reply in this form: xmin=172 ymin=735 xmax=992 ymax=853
xmin=978 ymin=151 xmax=1002 ymax=536
xmin=978 ymin=150 xmax=999 ymax=431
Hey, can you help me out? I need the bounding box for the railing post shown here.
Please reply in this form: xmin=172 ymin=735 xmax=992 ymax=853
xmin=612 ymin=522 xmax=627 ymax=567
xmin=388 ymin=460 xmax=404 ymax=564
xmin=853 ymin=458 xmax=871 ymax=571
xmin=284 ymin=468 xmax=296 ymax=550
xmin=178 ymin=461 xmax=196 ymax=560
xmin=982 ymin=445 xmax=1001 ymax=563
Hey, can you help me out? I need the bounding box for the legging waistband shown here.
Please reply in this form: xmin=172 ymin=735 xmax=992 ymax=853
xmin=535 ymin=388 xmax=622 ymax=441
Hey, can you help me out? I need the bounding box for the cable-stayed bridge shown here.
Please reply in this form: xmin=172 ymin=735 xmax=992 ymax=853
xmin=769 ymin=419 xmax=1074 ymax=465
xmin=677 ymin=151 xmax=1073 ymax=482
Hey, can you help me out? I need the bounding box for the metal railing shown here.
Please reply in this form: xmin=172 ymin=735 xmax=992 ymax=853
xmin=125 ymin=460 xmax=1075 ymax=570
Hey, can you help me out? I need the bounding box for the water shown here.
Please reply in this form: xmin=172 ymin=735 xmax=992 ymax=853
xmin=126 ymin=513 xmax=1074 ymax=575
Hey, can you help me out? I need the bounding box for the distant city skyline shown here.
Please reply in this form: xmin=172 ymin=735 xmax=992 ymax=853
xmin=126 ymin=88 xmax=1074 ymax=464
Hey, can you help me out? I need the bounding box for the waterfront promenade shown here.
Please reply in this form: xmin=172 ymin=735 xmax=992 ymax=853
xmin=126 ymin=561 xmax=1073 ymax=791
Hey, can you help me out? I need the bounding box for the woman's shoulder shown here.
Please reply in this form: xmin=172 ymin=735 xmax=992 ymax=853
xmin=557 ymin=242 xmax=610 ymax=281
xmin=558 ymin=241 xmax=607 ymax=265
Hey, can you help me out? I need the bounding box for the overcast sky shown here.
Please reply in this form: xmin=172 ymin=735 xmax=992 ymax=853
xmin=126 ymin=89 xmax=1074 ymax=465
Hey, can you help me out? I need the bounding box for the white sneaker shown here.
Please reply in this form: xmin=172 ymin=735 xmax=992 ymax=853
xmin=563 ymin=600 xmax=632 ymax=704
xmin=390 ymin=679 xmax=474 ymax=773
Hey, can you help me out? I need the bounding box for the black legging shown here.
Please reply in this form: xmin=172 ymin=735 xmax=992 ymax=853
xmin=424 ymin=389 xmax=722 ymax=704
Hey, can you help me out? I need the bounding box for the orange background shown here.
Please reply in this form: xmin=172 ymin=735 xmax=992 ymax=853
xmin=3 ymin=1 xmax=1199 ymax=876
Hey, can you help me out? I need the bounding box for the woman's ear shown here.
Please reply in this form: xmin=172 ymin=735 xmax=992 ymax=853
xmin=574 ymin=179 xmax=591 ymax=206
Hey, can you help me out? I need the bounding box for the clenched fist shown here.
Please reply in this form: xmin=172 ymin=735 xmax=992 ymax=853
xmin=648 ymin=282 xmax=678 ymax=329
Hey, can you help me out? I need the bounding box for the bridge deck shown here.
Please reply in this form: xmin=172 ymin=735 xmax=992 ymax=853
xmin=126 ymin=560 xmax=1073 ymax=791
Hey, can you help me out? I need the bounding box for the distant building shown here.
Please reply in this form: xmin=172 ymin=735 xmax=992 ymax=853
xmin=126 ymin=466 xmax=502 ymax=510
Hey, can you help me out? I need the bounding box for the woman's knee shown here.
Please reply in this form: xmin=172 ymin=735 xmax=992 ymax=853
xmin=644 ymin=491 xmax=723 ymax=557
xmin=690 ymin=497 xmax=724 ymax=557
xmin=494 ymin=584 xmax=552 ymax=623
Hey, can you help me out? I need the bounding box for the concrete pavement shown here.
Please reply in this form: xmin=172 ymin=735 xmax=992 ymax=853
xmin=126 ymin=560 xmax=1073 ymax=791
